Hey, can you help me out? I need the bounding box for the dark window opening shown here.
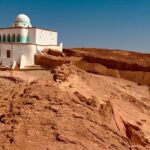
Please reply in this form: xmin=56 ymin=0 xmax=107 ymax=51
xmin=7 ymin=50 xmax=10 ymax=58
xmin=12 ymin=34 xmax=15 ymax=42
xmin=7 ymin=34 xmax=11 ymax=42
xmin=17 ymin=35 xmax=20 ymax=42
xmin=3 ymin=35 xmax=6 ymax=42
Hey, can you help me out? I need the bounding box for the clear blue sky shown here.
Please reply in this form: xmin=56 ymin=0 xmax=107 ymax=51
xmin=0 ymin=0 xmax=150 ymax=53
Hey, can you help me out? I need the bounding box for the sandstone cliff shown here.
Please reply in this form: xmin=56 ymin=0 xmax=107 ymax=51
xmin=63 ymin=48 xmax=150 ymax=86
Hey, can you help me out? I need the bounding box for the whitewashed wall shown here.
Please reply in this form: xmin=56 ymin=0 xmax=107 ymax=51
xmin=0 ymin=27 xmax=62 ymax=68
xmin=0 ymin=28 xmax=58 ymax=46
xmin=35 ymin=28 xmax=57 ymax=45
xmin=36 ymin=43 xmax=63 ymax=52
xmin=0 ymin=28 xmax=21 ymax=35
xmin=28 ymin=28 xmax=36 ymax=43
xmin=0 ymin=42 xmax=62 ymax=67
xmin=0 ymin=28 xmax=22 ymax=40
xmin=12 ymin=44 xmax=36 ymax=66
xmin=0 ymin=43 xmax=36 ymax=67
xmin=0 ymin=28 xmax=33 ymax=43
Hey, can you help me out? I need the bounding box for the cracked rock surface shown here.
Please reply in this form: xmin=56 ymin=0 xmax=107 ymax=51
xmin=0 ymin=65 xmax=150 ymax=150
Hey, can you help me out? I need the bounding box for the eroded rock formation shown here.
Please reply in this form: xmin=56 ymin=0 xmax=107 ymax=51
xmin=0 ymin=63 xmax=149 ymax=149
xmin=0 ymin=48 xmax=149 ymax=149
xmin=63 ymin=48 xmax=150 ymax=86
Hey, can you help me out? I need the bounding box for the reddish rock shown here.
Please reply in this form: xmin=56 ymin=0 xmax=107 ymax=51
xmin=63 ymin=48 xmax=150 ymax=86
xmin=43 ymin=48 xmax=64 ymax=57
xmin=34 ymin=54 xmax=70 ymax=67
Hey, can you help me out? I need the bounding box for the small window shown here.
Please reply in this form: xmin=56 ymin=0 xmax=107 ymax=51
xmin=12 ymin=34 xmax=15 ymax=42
xmin=7 ymin=50 xmax=10 ymax=58
xmin=3 ymin=35 xmax=6 ymax=42
xmin=17 ymin=35 xmax=20 ymax=42
xmin=7 ymin=34 xmax=11 ymax=42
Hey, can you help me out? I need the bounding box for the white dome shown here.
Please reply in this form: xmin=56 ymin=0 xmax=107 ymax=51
xmin=16 ymin=14 xmax=30 ymax=23
xmin=13 ymin=14 xmax=32 ymax=27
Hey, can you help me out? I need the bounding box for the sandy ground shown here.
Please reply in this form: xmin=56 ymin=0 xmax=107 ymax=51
xmin=0 ymin=66 xmax=149 ymax=150
xmin=0 ymin=70 xmax=52 ymax=82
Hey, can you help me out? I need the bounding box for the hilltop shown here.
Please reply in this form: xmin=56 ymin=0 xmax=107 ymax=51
xmin=0 ymin=48 xmax=150 ymax=150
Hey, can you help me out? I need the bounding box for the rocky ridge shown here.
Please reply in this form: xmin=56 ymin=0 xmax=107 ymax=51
xmin=63 ymin=48 xmax=150 ymax=86
xmin=0 ymin=48 xmax=150 ymax=150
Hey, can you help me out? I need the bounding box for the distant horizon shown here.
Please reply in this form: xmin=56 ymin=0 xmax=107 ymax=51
xmin=0 ymin=0 xmax=150 ymax=53
xmin=64 ymin=47 xmax=150 ymax=54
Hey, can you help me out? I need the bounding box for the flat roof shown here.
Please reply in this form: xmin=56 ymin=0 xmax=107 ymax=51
xmin=0 ymin=42 xmax=59 ymax=46
xmin=0 ymin=27 xmax=57 ymax=32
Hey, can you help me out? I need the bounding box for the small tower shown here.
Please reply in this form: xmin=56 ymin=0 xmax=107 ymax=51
xmin=13 ymin=14 xmax=31 ymax=43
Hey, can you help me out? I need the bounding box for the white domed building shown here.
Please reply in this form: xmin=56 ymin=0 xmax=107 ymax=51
xmin=0 ymin=14 xmax=63 ymax=69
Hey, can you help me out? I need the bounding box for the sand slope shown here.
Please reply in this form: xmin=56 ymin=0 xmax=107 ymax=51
xmin=0 ymin=65 xmax=149 ymax=150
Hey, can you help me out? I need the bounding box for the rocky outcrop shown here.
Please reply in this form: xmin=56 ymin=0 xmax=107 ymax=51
xmin=63 ymin=48 xmax=150 ymax=86
xmin=34 ymin=54 xmax=70 ymax=67
xmin=123 ymin=121 xmax=150 ymax=146
xmin=43 ymin=48 xmax=64 ymax=57
xmin=63 ymin=48 xmax=150 ymax=71
xmin=75 ymin=60 xmax=150 ymax=86
xmin=35 ymin=48 xmax=150 ymax=85
xmin=52 ymin=64 xmax=72 ymax=82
